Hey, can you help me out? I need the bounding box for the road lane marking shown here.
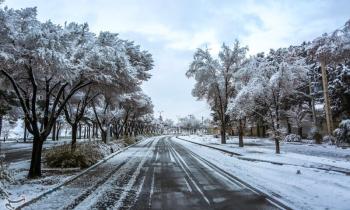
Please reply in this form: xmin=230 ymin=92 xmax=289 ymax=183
xmin=184 ymin=178 xmax=193 ymax=192
xmin=155 ymin=151 xmax=159 ymax=162
xmin=172 ymin=138 xmax=291 ymax=210
xmin=166 ymin=138 xmax=211 ymax=205
xmin=149 ymin=167 xmax=155 ymax=208
xmin=113 ymin=138 xmax=159 ymax=209
xmin=169 ymin=151 xmax=175 ymax=163
xmin=185 ymin=146 xmax=245 ymax=190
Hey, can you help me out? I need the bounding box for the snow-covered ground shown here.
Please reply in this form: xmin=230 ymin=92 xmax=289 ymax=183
xmin=0 ymin=160 xmax=79 ymax=209
xmin=180 ymin=135 xmax=350 ymax=165
xmin=175 ymin=135 xmax=350 ymax=209
xmin=0 ymin=140 xmax=126 ymax=209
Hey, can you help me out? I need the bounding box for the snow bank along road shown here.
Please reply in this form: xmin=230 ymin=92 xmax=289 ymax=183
xmin=18 ymin=136 xmax=286 ymax=210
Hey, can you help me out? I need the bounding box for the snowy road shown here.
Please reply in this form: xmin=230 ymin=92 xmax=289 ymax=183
xmin=20 ymin=136 xmax=282 ymax=210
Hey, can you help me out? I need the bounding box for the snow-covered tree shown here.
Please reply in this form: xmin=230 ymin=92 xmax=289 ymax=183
xmin=90 ymin=32 xmax=153 ymax=142
xmin=0 ymin=7 xmax=154 ymax=178
xmin=0 ymin=8 xmax=96 ymax=177
xmin=0 ymin=87 xmax=17 ymax=139
xmin=186 ymin=41 xmax=248 ymax=143
xmin=177 ymin=115 xmax=201 ymax=134
xmin=286 ymin=104 xmax=310 ymax=137
xmin=114 ymin=91 xmax=154 ymax=138
xmin=228 ymin=47 xmax=309 ymax=153
xmin=308 ymin=19 xmax=350 ymax=135
xmin=334 ymin=119 xmax=350 ymax=144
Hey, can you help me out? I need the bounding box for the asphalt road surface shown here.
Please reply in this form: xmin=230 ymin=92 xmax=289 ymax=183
xmin=21 ymin=136 xmax=281 ymax=210
xmin=1 ymin=142 xmax=33 ymax=162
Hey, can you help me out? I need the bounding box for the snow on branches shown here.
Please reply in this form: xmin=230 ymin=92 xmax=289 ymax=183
xmin=188 ymin=18 xmax=350 ymax=152
xmin=187 ymin=41 xmax=248 ymax=143
xmin=0 ymin=6 xmax=155 ymax=178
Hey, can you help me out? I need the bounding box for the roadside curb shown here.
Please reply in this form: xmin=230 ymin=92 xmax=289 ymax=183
xmin=174 ymin=136 xmax=292 ymax=210
xmin=15 ymin=137 xmax=148 ymax=210
xmin=175 ymin=136 xmax=350 ymax=176
xmin=175 ymin=136 xmax=242 ymax=156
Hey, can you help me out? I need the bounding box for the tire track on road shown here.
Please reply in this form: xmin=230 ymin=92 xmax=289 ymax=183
xmin=20 ymin=137 xmax=157 ymax=210
xmin=171 ymin=137 xmax=291 ymax=210
xmin=165 ymin=138 xmax=211 ymax=206
xmin=81 ymin=137 xmax=159 ymax=210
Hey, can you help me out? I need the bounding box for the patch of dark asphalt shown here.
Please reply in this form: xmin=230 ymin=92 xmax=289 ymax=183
xmin=128 ymin=137 xmax=281 ymax=210
xmin=167 ymin=138 xmax=282 ymax=210
xmin=4 ymin=148 xmax=32 ymax=162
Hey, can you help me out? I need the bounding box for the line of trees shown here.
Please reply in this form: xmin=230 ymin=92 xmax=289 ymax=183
xmin=0 ymin=7 xmax=158 ymax=178
xmin=187 ymin=19 xmax=350 ymax=153
xmin=177 ymin=115 xmax=202 ymax=134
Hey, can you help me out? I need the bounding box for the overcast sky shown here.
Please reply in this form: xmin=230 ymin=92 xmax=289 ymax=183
xmin=4 ymin=0 xmax=350 ymax=121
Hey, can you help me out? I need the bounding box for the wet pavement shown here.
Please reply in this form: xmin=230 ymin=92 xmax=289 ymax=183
xmin=21 ymin=136 xmax=281 ymax=210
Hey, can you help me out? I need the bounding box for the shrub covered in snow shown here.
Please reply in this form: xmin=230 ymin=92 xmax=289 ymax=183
xmin=323 ymin=135 xmax=337 ymax=145
xmin=135 ymin=135 xmax=145 ymax=142
xmin=45 ymin=145 xmax=102 ymax=168
xmin=44 ymin=141 xmax=122 ymax=168
xmin=123 ymin=136 xmax=136 ymax=146
xmin=284 ymin=134 xmax=302 ymax=142
xmin=334 ymin=120 xmax=350 ymax=144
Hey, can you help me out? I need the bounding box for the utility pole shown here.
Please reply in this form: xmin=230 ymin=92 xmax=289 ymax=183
xmin=320 ymin=60 xmax=333 ymax=135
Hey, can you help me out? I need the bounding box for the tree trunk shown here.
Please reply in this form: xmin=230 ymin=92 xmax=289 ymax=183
xmin=262 ymin=125 xmax=266 ymax=137
xmin=83 ymin=125 xmax=86 ymax=139
xmin=88 ymin=124 xmax=91 ymax=140
xmin=52 ymin=121 xmax=56 ymax=141
xmin=101 ymin=130 xmax=107 ymax=143
xmin=220 ymin=124 xmax=226 ymax=144
xmin=320 ymin=60 xmax=333 ymax=135
xmin=298 ymin=126 xmax=303 ymax=138
xmin=275 ymin=138 xmax=280 ymax=154
xmin=56 ymin=124 xmax=60 ymax=141
xmin=239 ymin=120 xmax=244 ymax=147
xmin=309 ymin=81 xmax=317 ymax=127
xmin=110 ymin=125 xmax=113 ymax=138
xmin=71 ymin=124 xmax=78 ymax=151
xmin=287 ymin=121 xmax=292 ymax=134
xmin=114 ymin=127 xmax=120 ymax=139
xmin=78 ymin=123 xmax=82 ymax=139
xmin=257 ymin=123 xmax=261 ymax=137
xmin=0 ymin=115 xmax=2 ymax=139
xmin=28 ymin=136 xmax=43 ymax=178
xmin=92 ymin=123 xmax=95 ymax=138
xmin=23 ymin=125 xmax=27 ymax=143
xmin=96 ymin=124 xmax=99 ymax=138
